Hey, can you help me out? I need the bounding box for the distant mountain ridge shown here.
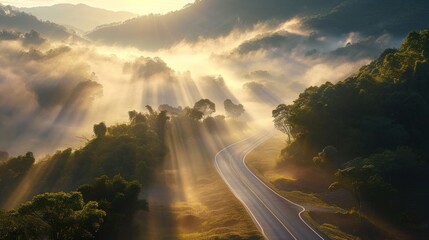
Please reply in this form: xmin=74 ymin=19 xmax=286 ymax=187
xmin=20 ymin=4 xmax=138 ymax=32
xmin=0 ymin=4 xmax=73 ymax=40
xmin=87 ymin=0 xmax=429 ymax=51
xmin=87 ymin=0 xmax=342 ymax=50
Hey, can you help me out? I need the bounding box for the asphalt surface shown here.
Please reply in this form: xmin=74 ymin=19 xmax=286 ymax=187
xmin=215 ymin=131 xmax=328 ymax=240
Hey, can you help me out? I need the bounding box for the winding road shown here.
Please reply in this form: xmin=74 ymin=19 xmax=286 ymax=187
xmin=215 ymin=131 xmax=328 ymax=240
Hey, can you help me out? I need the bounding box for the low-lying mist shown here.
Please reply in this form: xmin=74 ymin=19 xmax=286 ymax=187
xmin=0 ymin=18 xmax=401 ymax=157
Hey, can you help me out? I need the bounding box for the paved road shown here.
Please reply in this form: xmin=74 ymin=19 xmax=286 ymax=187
xmin=215 ymin=131 xmax=327 ymax=240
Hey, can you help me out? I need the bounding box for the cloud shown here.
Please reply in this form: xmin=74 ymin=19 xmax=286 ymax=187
xmin=0 ymin=39 xmax=102 ymax=157
xmin=232 ymin=31 xmax=304 ymax=55
xmin=245 ymin=70 xmax=273 ymax=80
xmin=243 ymin=81 xmax=282 ymax=106
xmin=0 ymin=10 xmax=408 ymax=157
xmin=196 ymin=75 xmax=238 ymax=108
xmin=124 ymin=56 xmax=175 ymax=81
xmin=326 ymin=34 xmax=394 ymax=61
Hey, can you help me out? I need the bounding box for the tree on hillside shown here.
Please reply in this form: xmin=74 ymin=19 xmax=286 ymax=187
xmin=93 ymin=122 xmax=107 ymax=138
xmin=184 ymin=106 xmax=204 ymax=121
xmin=158 ymin=104 xmax=183 ymax=116
xmin=272 ymin=104 xmax=293 ymax=143
xmin=194 ymin=99 xmax=216 ymax=118
xmin=78 ymin=175 xmax=147 ymax=239
xmin=0 ymin=152 xmax=35 ymax=204
xmin=224 ymin=99 xmax=245 ymax=118
xmin=156 ymin=110 xmax=169 ymax=145
xmin=128 ymin=110 xmax=146 ymax=124
xmin=0 ymin=192 xmax=105 ymax=240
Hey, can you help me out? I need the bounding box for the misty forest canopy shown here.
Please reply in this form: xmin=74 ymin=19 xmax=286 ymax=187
xmin=0 ymin=175 xmax=146 ymax=240
xmin=0 ymin=97 xmax=245 ymax=239
xmin=87 ymin=0 xmax=429 ymax=50
xmin=0 ymin=4 xmax=74 ymax=40
xmin=273 ymin=30 xmax=429 ymax=228
xmin=0 ymin=106 xmax=168 ymax=210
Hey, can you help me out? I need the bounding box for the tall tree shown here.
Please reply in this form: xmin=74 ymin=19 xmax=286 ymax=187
xmin=2 ymin=192 xmax=106 ymax=240
xmin=78 ymin=175 xmax=147 ymax=240
xmin=93 ymin=122 xmax=107 ymax=138
xmin=194 ymin=99 xmax=216 ymax=118
xmin=224 ymin=99 xmax=245 ymax=118
xmin=272 ymin=104 xmax=293 ymax=143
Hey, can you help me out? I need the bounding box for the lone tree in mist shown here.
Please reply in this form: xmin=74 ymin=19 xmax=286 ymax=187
xmin=193 ymin=99 xmax=216 ymax=118
xmin=224 ymin=99 xmax=245 ymax=118
xmin=272 ymin=104 xmax=293 ymax=143
xmin=93 ymin=122 xmax=107 ymax=138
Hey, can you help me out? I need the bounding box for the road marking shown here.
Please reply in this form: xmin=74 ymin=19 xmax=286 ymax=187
xmin=241 ymin=131 xmax=326 ymax=240
xmin=236 ymin=135 xmax=298 ymax=240
xmin=214 ymin=136 xmax=268 ymax=239
xmin=215 ymin=132 xmax=298 ymax=240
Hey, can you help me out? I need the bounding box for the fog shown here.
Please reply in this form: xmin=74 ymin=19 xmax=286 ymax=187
xmin=0 ymin=18 xmax=400 ymax=157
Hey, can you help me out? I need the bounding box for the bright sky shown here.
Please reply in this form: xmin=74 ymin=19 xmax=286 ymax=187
xmin=1 ymin=0 xmax=195 ymax=14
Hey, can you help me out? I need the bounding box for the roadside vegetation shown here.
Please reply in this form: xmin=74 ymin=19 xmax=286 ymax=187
xmin=266 ymin=30 xmax=429 ymax=239
xmin=0 ymin=98 xmax=259 ymax=239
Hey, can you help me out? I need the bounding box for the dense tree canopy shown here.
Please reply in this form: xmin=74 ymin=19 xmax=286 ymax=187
xmin=78 ymin=175 xmax=147 ymax=240
xmin=274 ymin=30 xmax=429 ymax=228
xmin=0 ymin=152 xmax=35 ymax=204
xmin=0 ymin=192 xmax=105 ymax=240
xmin=0 ymin=98 xmax=247 ymax=238
xmin=194 ymin=99 xmax=216 ymax=118
xmin=93 ymin=122 xmax=107 ymax=138
xmin=224 ymin=99 xmax=245 ymax=118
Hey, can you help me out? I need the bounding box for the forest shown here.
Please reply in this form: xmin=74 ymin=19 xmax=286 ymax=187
xmin=0 ymin=99 xmax=247 ymax=239
xmin=273 ymin=30 xmax=429 ymax=231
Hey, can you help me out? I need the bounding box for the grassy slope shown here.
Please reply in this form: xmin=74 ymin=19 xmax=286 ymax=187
xmin=134 ymin=129 xmax=263 ymax=240
xmin=245 ymin=133 xmax=408 ymax=240
xmin=134 ymin=171 xmax=262 ymax=240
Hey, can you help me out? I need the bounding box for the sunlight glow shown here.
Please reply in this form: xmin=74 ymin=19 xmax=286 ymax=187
xmin=1 ymin=0 xmax=195 ymax=14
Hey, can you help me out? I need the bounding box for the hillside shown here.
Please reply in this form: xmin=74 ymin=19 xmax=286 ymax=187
xmin=274 ymin=30 xmax=429 ymax=234
xmin=86 ymin=0 xmax=341 ymax=50
xmin=21 ymin=4 xmax=138 ymax=32
xmin=0 ymin=4 xmax=73 ymax=40
xmin=87 ymin=0 xmax=429 ymax=50
xmin=303 ymin=0 xmax=429 ymax=37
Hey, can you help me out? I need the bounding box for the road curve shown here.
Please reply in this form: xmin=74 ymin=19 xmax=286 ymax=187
xmin=215 ymin=130 xmax=328 ymax=240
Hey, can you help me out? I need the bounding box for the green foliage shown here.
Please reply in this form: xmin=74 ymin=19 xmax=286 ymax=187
xmin=274 ymin=30 xmax=429 ymax=228
xmin=194 ymin=99 xmax=216 ymax=118
xmin=78 ymin=175 xmax=147 ymax=240
xmin=224 ymin=99 xmax=245 ymax=118
xmin=93 ymin=122 xmax=107 ymax=138
xmin=278 ymin=30 xmax=429 ymax=164
xmin=313 ymin=146 xmax=338 ymax=167
xmin=0 ymin=108 xmax=167 ymax=202
xmin=272 ymin=104 xmax=292 ymax=142
xmin=0 ymin=192 xmax=105 ymax=240
xmin=184 ymin=106 xmax=204 ymax=121
xmin=0 ymin=152 xmax=35 ymax=203
xmin=332 ymin=147 xmax=429 ymax=224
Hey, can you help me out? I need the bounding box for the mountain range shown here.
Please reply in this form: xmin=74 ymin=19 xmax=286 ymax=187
xmin=87 ymin=0 xmax=429 ymax=50
xmin=20 ymin=4 xmax=138 ymax=32
xmin=0 ymin=4 xmax=72 ymax=40
xmin=87 ymin=0 xmax=343 ymax=50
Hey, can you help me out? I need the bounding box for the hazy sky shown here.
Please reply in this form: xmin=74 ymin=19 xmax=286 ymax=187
xmin=1 ymin=0 xmax=195 ymax=14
